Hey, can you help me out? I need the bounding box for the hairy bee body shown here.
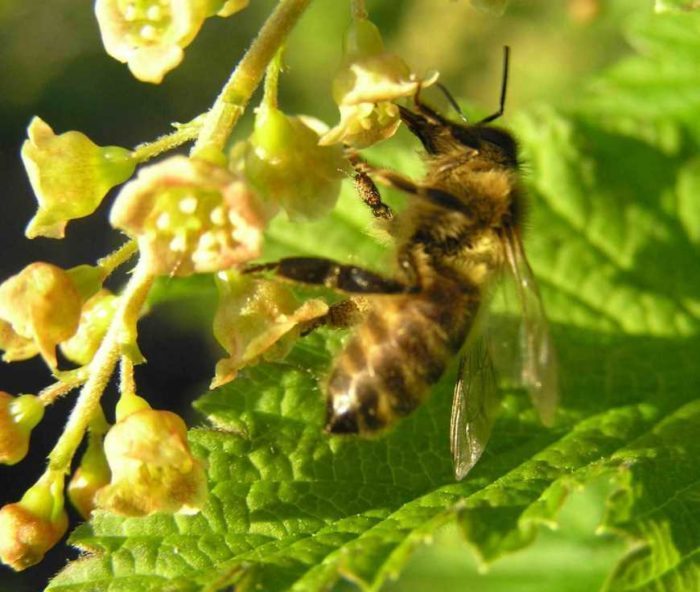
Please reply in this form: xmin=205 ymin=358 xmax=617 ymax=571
xmin=326 ymin=278 xmax=478 ymax=433
xmin=326 ymin=153 xmax=520 ymax=433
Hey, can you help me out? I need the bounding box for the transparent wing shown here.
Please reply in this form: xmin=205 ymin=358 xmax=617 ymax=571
xmin=501 ymin=226 xmax=558 ymax=426
xmin=450 ymin=337 xmax=500 ymax=480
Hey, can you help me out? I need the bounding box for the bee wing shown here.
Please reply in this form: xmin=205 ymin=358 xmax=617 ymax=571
xmin=450 ymin=337 xmax=500 ymax=480
xmin=501 ymin=226 xmax=558 ymax=426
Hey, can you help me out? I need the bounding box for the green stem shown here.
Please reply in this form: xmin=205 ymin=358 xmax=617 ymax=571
xmin=351 ymin=0 xmax=367 ymax=19
xmin=131 ymin=116 xmax=205 ymax=163
xmin=38 ymin=376 xmax=86 ymax=406
xmin=262 ymin=48 xmax=284 ymax=110
xmin=97 ymin=240 xmax=138 ymax=276
xmin=47 ymin=259 xmax=154 ymax=472
xmin=191 ymin=0 xmax=313 ymax=156
xmin=119 ymin=356 xmax=136 ymax=398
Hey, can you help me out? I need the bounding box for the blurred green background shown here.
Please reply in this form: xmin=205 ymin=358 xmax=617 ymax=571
xmin=0 ymin=0 xmax=645 ymax=589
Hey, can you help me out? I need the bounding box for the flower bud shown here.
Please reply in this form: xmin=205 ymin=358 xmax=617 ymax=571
xmin=110 ymin=156 xmax=265 ymax=277
xmin=95 ymin=0 xmax=209 ymax=83
xmin=0 ymin=262 xmax=83 ymax=368
xmin=0 ymin=392 xmax=44 ymax=465
xmin=0 ymin=472 xmax=68 ymax=571
xmin=211 ymin=273 xmax=328 ymax=387
xmin=240 ymin=106 xmax=349 ymax=221
xmin=320 ymin=18 xmax=438 ymax=148
xmin=95 ymin=407 xmax=206 ymax=516
xmin=68 ymin=429 xmax=111 ymax=519
xmin=22 ymin=117 xmax=135 ymax=239
xmin=60 ymin=290 xmax=118 ymax=366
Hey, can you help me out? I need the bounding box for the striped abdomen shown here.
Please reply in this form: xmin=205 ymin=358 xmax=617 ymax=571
xmin=326 ymin=282 xmax=480 ymax=434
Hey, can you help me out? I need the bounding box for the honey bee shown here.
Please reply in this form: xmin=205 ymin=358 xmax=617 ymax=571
xmin=248 ymin=48 xmax=557 ymax=479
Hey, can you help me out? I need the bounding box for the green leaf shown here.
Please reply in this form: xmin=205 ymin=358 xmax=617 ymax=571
xmin=48 ymin=11 xmax=700 ymax=592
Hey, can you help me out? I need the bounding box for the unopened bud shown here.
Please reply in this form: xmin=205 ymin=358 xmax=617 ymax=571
xmin=0 ymin=392 xmax=44 ymax=465
xmin=241 ymin=106 xmax=348 ymax=221
xmin=68 ymin=429 xmax=111 ymax=519
xmin=0 ymin=472 xmax=68 ymax=571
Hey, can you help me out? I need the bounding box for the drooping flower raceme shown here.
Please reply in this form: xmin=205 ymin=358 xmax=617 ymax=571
xmin=212 ymin=273 xmax=329 ymax=387
xmin=21 ymin=117 xmax=135 ymax=239
xmin=110 ymin=156 xmax=265 ymax=277
xmin=320 ymin=18 xmax=438 ymax=148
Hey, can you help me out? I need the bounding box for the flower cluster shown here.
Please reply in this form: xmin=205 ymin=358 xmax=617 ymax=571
xmin=2 ymin=0 xmax=438 ymax=573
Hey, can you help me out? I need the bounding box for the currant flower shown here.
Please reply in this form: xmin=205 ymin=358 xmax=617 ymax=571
xmin=0 ymin=392 xmax=44 ymax=466
xmin=95 ymin=399 xmax=207 ymax=516
xmin=211 ymin=273 xmax=328 ymax=388
xmin=110 ymin=155 xmax=265 ymax=277
xmin=0 ymin=263 xmax=84 ymax=369
xmin=21 ymin=117 xmax=135 ymax=239
xmin=95 ymin=0 xmax=208 ymax=83
xmin=0 ymin=471 xmax=68 ymax=571
xmin=237 ymin=105 xmax=349 ymax=221
xmin=320 ymin=17 xmax=438 ymax=148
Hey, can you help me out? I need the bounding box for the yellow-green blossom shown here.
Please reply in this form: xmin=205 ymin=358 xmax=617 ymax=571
xmin=212 ymin=273 xmax=328 ymax=387
xmin=95 ymin=0 xmax=212 ymax=83
xmin=0 ymin=392 xmax=44 ymax=466
xmin=95 ymin=406 xmax=207 ymax=516
xmin=320 ymin=18 xmax=438 ymax=148
xmin=237 ymin=105 xmax=349 ymax=221
xmin=110 ymin=156 xmax=265 ymax=277
xmin=0 ymin=472 xmax=68 ymax=571
xmin=21 ymin=117 xmax=134 ymax=239
xmin=0 ymin=263 xmax=83 ymax=368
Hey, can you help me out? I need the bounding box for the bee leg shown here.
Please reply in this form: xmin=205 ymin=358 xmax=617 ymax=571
xmin=299 ymin=298 xmax=368 ymax=335
xmin=354 ymin=170 xmax=393 ymax=220
xmin=347 ymin=151 xmax=421 ymax=197
xmin=245 ymin=257 xmax=415 ymax=294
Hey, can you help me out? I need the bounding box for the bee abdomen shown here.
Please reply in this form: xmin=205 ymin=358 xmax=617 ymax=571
xmin=326 ymin=292 xmax=475 ymax=435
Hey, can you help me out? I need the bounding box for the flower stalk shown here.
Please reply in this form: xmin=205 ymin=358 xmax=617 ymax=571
xmin=192 ymin=0 xmax=313 ymax=156
xmin=47 ymin=259 xmax=154 ymax=473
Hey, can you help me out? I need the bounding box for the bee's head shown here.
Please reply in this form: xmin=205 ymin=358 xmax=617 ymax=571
xmin=452 ymin=123 xmax=519 ymax=168
xmin=398 ymin=105 xmax=519 ymax=169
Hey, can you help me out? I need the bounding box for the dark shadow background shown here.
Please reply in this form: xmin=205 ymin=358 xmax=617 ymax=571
xmin=0 ymin=0 xmax=634 ymax=589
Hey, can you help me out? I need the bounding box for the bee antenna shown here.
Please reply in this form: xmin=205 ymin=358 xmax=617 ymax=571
xmin=479 ymin=45 xmax=510 ymax=125
xmin=435 ymin=83 xmax=468 ymax=123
